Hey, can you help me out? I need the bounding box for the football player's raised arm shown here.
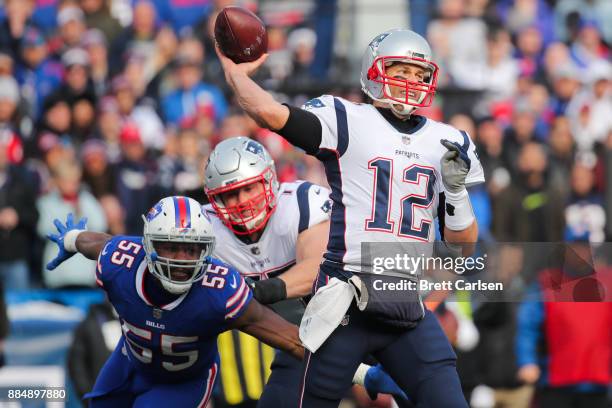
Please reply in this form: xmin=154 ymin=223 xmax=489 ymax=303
xmin=75 ymin=232 xmax=113 ymax=260
xmin=229 ymin=299 xmax=304 ymax=360
xmin=281 ymin=220 xmax=329 ymax=298
xmin=215 ymin=44 xmax=322 ymax=154
xmin=215 ymin=44 xmax=288 ymax=130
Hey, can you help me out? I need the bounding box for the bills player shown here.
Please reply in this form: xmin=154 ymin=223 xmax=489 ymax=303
xmin=216 ymin=28 xmax=484 ymax=407
xmin=204 ymin=137 xmax=407 ymax=407
xmin=45 ymin=197 xmax=304 ymax=407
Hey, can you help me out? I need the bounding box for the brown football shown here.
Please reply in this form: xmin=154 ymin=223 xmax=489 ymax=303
xmin=214 ymin=6 xmax=267 ymax=63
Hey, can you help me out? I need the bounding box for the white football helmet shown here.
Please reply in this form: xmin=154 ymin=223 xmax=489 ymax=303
xmin=360 ymin=29 xmax=439 ymax=117
xmin=142 ymin=196 xmax=215 ymax=294
xmin=204 ymin=137 xmax=279 ymax=235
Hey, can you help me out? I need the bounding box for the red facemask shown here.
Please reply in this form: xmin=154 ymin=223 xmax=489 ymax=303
xmin=206 ymin=168 xmax=277 ymax=235
xmin=367 ymin=55 xmax=439 ymax=108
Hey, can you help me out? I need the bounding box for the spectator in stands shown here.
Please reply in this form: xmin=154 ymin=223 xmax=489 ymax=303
xmin=476 ymin=118 xmax=510 ymax=197
xmin=569 ymin=19 xmax=609 ymax=71
xmin=78 ymin=139 xmax=125 ymax=235
xmin=0 ymin=75 xmax=22 ymax=150
xmin=78 ymin=0 xmax=121 ymax=44
xmin=36 ymin=95 xmax=72 ymax=153
xmin=42 ymin=48 xmax=97 ymax=146
xmin=548 ymin=63 xmax=582 ymax=117
xmin=115 ymin=123 xmax=162 ymax=235
xmin=502 ymin=101 xmax=542 ymax=175
xmin=472 ymin=244 xmax=534 ymax=408
xmin=554 ymin=0 xmax=612 ymax=44
xmin=514 ymin=25 xmax=545 ymax=79
xmin=218 ymin=110 xmax=254 ymax=141
xmin=93 ymin=96 xmax=121 ymax=162
xmin=566 ymin=61 xmax=612 ymax=152
xmin=68 ymin=300 xmax=120 ymax=401
xmin=0 ymin=53 xmax=14 ymax=77
xmin=540 ymin=42 xmax=572 ymax=89
xmin=427 ymin=0 xmax=487 ymax=87
xmin=0 ymin=135 xmax=38 ymax=290
xmin=15 ymin=27 xmax=63 ymax=121
xmin=564 ymin=161 xmax=606 ymax=243
xmin=55 ymin=5 xmax=88 ymax=55
xmin=158 ymin=127 xmax=207 ymax=200
xmin=162 ymin=43 xmax=227 ymax=128
xmin=547 ymin=116 xmax=575 ymax=196
xmin=36 ymin=160 xmax=107 ymax=288
xmin=497 ymin=0 xmax=556 ymax=45
xmin=82 ymin=29 xmax=109 ymax=99
xmin=80 ymin=139 xmax=116 ymax=199
xmin=516 ymin=241 xmax=612 ymax=408
xmin=282 ymin=28 xmax=318 ymax=93
xmin=493 ymin=142 xmax=565 ymax=242
xmin=33 ymin=132 xmax=76 ymax=193
xmin=109 ymin=0 xmax=159 ymax=75
xmin=0 ymin=0 xmax=38 ymax=62
xmin=111 ymin=75 xmax=166 ymax=152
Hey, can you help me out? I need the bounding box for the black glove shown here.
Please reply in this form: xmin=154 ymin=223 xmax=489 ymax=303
xmin=246 ymin=277 xmax=287 ymax=305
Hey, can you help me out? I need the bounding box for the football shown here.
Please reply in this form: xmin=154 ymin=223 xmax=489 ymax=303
xmin=214 ymin=6 xmax=268 ymax=63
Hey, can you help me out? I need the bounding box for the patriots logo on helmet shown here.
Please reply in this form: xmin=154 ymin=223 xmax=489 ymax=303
xmin=245 ymin=141 xmax=264 ymax=159
xmin=369 ymin=32 xmax=390 ymax=49
xmin=146 ymin=201 xmax=163 ymax=222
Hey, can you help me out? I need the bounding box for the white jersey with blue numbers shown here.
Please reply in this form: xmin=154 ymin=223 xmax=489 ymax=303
xmin=302 ymin=95 xmax=485 ymax=273
xmin=95 ymin=235 xmax=252 ymax=383
xmin=204 ymin=181 xmax=331 ymax=280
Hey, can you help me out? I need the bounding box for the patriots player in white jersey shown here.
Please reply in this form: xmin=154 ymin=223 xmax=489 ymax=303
xmin=204 ymin=137 xmax=408 ymax=407
xmin=216 ymin=28 xmax=483 ymax=407
xmin=45 ymin=197 xmax=304 ymax=407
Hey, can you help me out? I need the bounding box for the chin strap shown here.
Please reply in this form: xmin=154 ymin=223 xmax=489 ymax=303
xmin=389 ymin=103 xmax=416 ymax=119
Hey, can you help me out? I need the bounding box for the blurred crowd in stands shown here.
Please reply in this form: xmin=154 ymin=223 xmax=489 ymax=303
xmin=0 ymin=0 xmax=610 ymax=407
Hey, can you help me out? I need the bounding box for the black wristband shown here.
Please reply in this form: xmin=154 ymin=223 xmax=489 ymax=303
xmin=252 ymin=277 xmax=287 ymax=305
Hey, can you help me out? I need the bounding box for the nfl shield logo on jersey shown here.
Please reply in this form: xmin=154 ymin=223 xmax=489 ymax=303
xmin=153 ymin=308 xmax=163 ymax=319
xmin=402 ymin=134 xmax=411 ymax=145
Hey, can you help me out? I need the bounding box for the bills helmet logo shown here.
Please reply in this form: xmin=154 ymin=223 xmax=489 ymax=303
xmin=146 ymin=201 xmax=163 ymax=222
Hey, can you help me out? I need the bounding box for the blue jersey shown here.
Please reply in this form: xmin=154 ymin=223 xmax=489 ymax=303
xmin=96 ymin=235 xmax=252 ymax=383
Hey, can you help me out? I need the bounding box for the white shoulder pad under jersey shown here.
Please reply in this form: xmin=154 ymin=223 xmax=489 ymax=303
xmin=205 ymin=181 xmax=331 ymax=280
xmin=301 ymin=95 xmax=485 ymax=272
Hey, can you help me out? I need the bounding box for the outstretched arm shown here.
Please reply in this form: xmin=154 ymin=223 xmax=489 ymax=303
xmin=46 ymin=213 xmax=112 ymax=270
xmin=229 ymin=299 xmax=304 ymax=360
xmin=75 ymin=232 xmax=112 ymax=260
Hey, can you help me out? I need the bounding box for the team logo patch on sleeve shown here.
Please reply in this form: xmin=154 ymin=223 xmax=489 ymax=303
xmin=304 ymin=98 xmax=325 ymax=109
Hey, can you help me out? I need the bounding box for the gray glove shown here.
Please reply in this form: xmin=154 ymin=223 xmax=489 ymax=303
xmin=440 ymin=139 xmax=471 ymax=193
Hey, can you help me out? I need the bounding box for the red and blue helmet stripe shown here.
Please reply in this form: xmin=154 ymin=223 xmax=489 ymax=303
xmin=173 ymin=196 xmax=191 ymax=229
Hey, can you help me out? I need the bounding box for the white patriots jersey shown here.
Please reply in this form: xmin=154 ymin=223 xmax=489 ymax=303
xmin=302 ymin=95 xmax=485 ymax=272
xmin=204 ymin=181 xmax=331 ymax=280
